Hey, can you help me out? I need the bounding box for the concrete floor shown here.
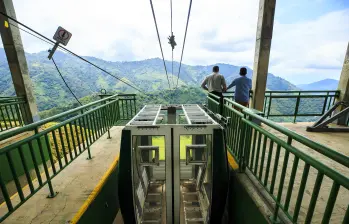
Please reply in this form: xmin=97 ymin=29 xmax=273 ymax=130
xmin=113 ymin=211 xmax=124 ymax=224
xmin=262 ymin=122 xmax=349 ymax=223
xmin=279 ymin=122 xmax=349 ymax=156
xmin=0 ymin=126 xmax=123 ymax=224
xmin=1 ymin=122 xmax=348 ymax=223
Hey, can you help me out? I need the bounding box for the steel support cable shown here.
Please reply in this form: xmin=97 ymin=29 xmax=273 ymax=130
xmin=9 ymin=22 xmax=54 ymax=47
xmin=10 ymin=22 xmax=144 ymax=100
xmin=51 ymin=57 xmax=83 ymax=106
xmin=175 ymin=0 xmax=193 ymax=89
xmin=170 ymin=0 xmax=174 ymax=88
xmin=55 ymin=47 xmax=146 ymax=94
xmin=170 ymin=0 xmax=175 ymax=100
xmin=149 ymin=0 xmax=171 ymax=89
xmin=0 ymin=11 xmax=146 ymax=94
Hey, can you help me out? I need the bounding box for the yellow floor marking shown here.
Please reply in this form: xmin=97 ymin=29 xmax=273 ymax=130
xmin=70 ymin=155 xmax=119 ymax=224
xmin=227 ymin=151 xmax=239 ymax=170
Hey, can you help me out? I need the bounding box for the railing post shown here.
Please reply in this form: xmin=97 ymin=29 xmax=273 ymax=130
xmin=263 ymin=92 xmax=268 ymax=114
xmin=322 ymin=91 xmax=329 ymax=115
xmin=81 ymin=110 xmax=92 ymax=160
xmin=35 ymin=127 xmax=58 ymax=198
xmin=293 ymin=92 xmax=301 ymax=123
xmin=267 ymin=93 xmax=272 ymax=119
xmin=0 ymin=171 xmax=13 ymax=212
xmin=133 ymin=95 xmax=137 ymax=116
xmin=14 ymin=102 xmax=23 ymax=127
xmin=239 ymin=114 xmax=249 ymax=172
xmin=102 ymin=96 xmax=111 ymax=139
xmin=106 ymin=106 xmax=111 ymax=139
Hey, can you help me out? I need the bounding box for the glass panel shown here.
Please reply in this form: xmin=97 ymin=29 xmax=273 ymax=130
xmin=132 ymin=135 xmax=166 ymax=224
xmin=179 ymin=135 xmax=212 ymax=224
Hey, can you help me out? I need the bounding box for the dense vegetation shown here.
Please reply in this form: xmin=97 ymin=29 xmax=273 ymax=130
xmin=1 ymin=48 xmax=332 ymax=122
xmin=0 ymin=48 xmax=300 ymax=113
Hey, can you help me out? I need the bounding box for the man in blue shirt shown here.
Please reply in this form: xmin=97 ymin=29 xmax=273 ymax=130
xmin=227 ymin=67 xmax=252 ymax=107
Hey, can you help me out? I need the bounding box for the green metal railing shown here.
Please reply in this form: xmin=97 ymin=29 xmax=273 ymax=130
xmin=263 ymin=90 xmax=340 ymax=122
xmin=207 ymin=94 xmax=221 ymax=114
xmin=0 ymin=96 xmax=30 ymax=132
xmin=0 ymin=94 xmax=137 ymax=222
xmin=207 ymin=95 xmax=349 ymax=223
xmin=225 ymin=90 xmax=340 ymax=122
xmin=99 ymin=93 xmax=137 ymax=120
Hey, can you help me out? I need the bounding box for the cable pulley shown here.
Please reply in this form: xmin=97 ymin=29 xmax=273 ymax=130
xmin=168 ymin=32 xmax=177 ymax=50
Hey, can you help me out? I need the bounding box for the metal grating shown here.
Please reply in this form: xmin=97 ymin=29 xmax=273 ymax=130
xmin=182 ymin=105 xmax=214 ymax=125
xmin=129 ymin=105 xmax=162 ymax=126
xmin=126 ymin=104 xmax=217 ymax=126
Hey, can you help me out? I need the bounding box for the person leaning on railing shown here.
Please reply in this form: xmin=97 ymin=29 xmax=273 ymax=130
xmin=227 ymin=67 xmax=252 ymax=110
xmin=201 ymin=65 xmax=227 ymax=113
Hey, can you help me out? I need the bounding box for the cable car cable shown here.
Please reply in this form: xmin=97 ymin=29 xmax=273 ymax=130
xmin=51 ymin=57 xmax=83 ymax=106
xmin=175 ymin=0 xmax=193 ymax=89
xmin=170 ymin=0 xmax=174 ymax=87
xmin=8 ymin=22 xmax=55 ymax=47
xmin=10 ymin=21 xmax=150 ymax=102
xmin=149 ymin=0 xmax=171 ymax=89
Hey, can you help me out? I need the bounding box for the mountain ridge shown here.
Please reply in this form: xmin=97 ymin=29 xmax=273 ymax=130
xmin=297 ymin=78 xmax=339 ymax=90
xmin=0 ymin=48 xmax=299 ymax=111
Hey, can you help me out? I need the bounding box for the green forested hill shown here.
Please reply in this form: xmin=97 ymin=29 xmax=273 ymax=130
xmin=0 ymin=48 xmax=299 ymax=112
xmin=39 ymin=87 xmax=207 ymax=119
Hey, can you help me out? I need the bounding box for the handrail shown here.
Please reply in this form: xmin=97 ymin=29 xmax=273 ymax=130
xmin=265 ymin=90 xmax=339 ymax=94
xmin=263 ymin=94 xmax=336 ymax=98
xmin=224 ymin=90 xmax=339 ymax=95
xmin=0 ymin=94 xmax=137 ymax=222
xmin=224 ymin=97 xmax=246 ymax=111
xmin=245 ymin=111 xmax=349 ymax=167
xmin=207 ymin=94 xmax=349 ymax=223
xmin=0 ymin=101 xmax=26 ymax=106
xmin=263 ymin=90 xmax=339 ymax=121
xmin=99 ymin=93 xmax=137 ymax=97
xmin=223 ymin=97 xmax=349 ymax=168
xmin=0 ymin=99 xmax=118 ymax=155
xmin=243 ymin=118 xmax=349 ymax=189
xmin=0 ymin=96 xmax=25 ymax=100
xmin=0 ymin=96 xmax=28 ymax=132
xmin=207 ymin=93 xmax=220 ymax=100
xmin=0 ymin=93 xmax=120 ymax=141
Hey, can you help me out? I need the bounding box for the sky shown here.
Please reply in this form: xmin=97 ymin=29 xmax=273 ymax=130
xmin=1 ymin=0 xmax=349 ymax=84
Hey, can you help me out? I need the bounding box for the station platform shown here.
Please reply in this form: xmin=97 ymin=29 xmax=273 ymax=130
xmin=0 ymin=126 xmax=123 ymax=224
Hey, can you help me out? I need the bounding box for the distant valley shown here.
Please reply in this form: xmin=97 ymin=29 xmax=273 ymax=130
xmin=0 ymin=48 xmax=338 ymax=116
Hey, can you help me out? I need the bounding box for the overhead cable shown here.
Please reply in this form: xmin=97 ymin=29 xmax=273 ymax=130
xmin=9 ymin=22 xmax=55 ymax=47
xmin=0 ymin=11 xmax=146 ymax=94
xmin=149 ymin=0 xmax=171 ymax=89
xmin=175 ymin=0 xmax=193 ymax=89
xmin=51 ymin=57 xmax=83 ymax=106
xmin=170 ymin=0 xmax=174 ymax=87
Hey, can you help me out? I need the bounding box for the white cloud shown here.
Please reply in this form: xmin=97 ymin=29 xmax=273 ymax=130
xmin=9 ymin=0 xmax=260 ymax=63
xmin=1 ymin=0 xmax=348 ymax=84
xmin=269 ymin=9 xmax=349 ymax=84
